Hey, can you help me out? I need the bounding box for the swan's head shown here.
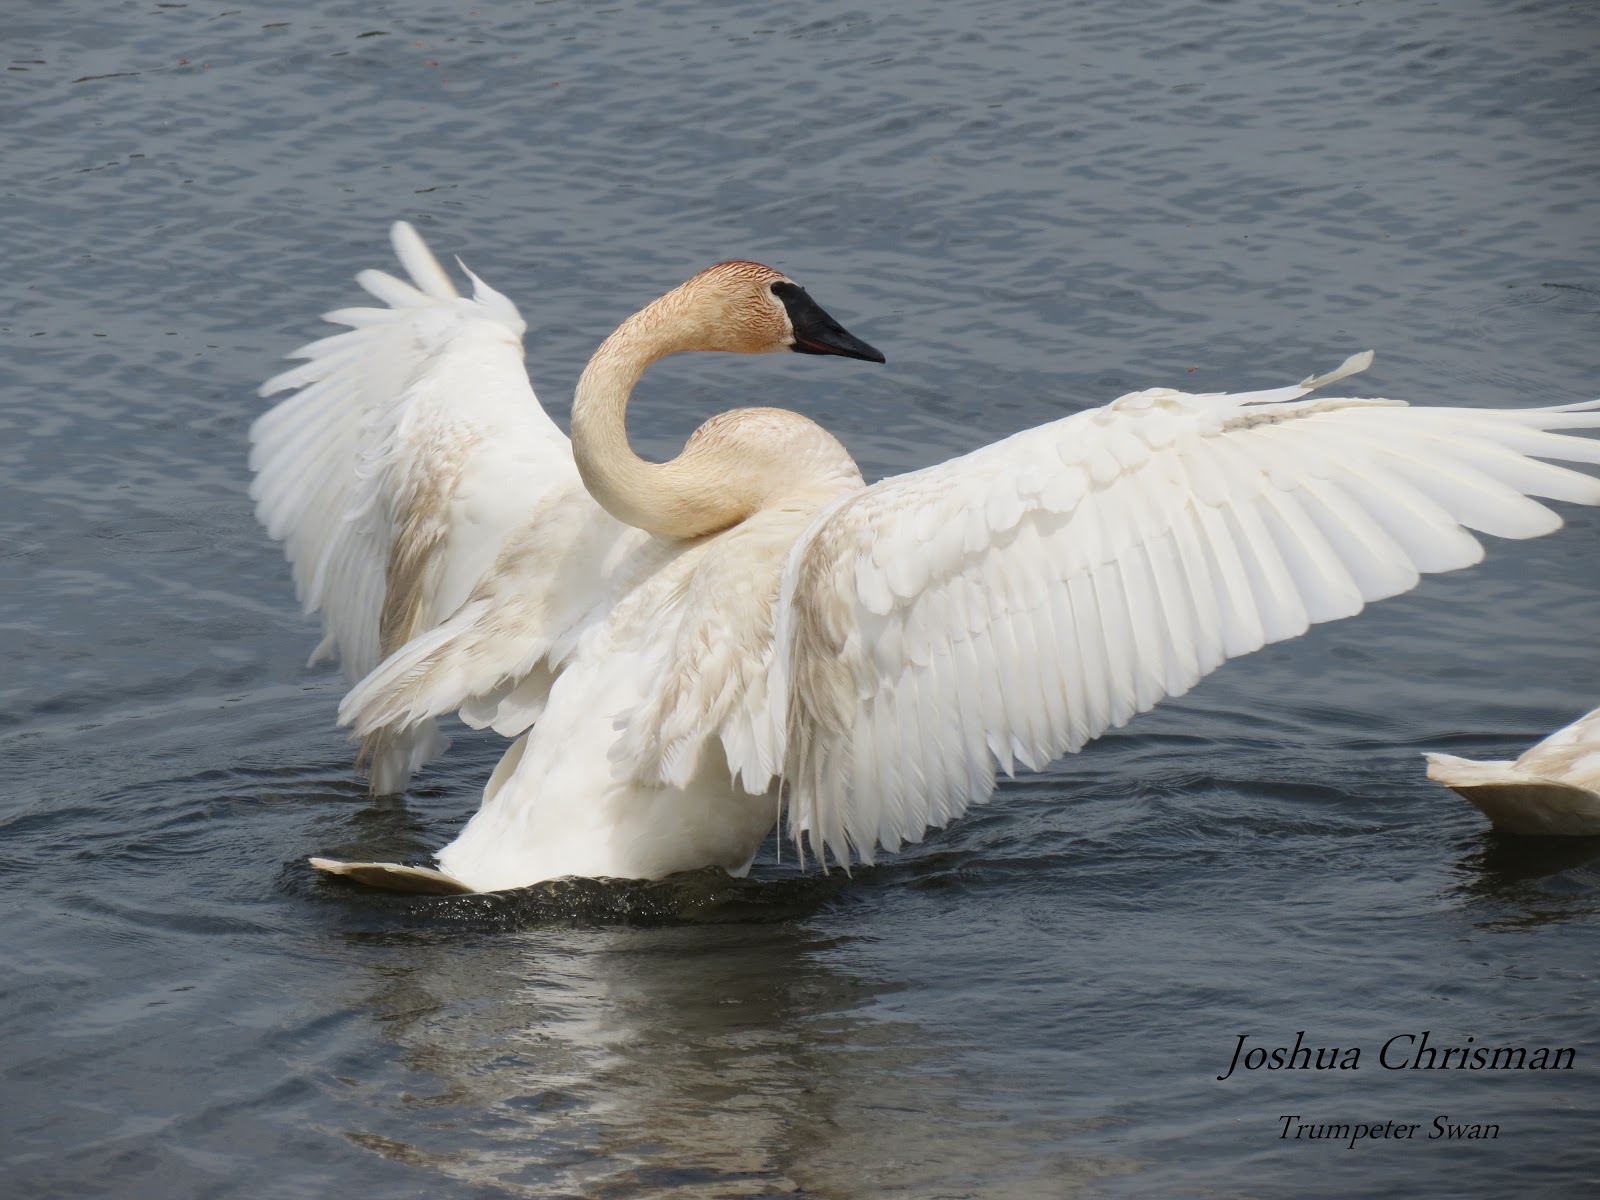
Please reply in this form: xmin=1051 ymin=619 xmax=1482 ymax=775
xmin=678 ymin=261 xmax=886 ymax=363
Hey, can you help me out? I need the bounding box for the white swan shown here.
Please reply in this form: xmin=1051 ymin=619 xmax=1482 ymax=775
xmin=251 ymin=222 xmax=1600 ymax=893
xmin=1426 ymin=706 xmax=1600 ymax=835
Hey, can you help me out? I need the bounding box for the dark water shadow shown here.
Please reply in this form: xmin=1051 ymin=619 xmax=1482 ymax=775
xmin=295 ymin=861 xmax=868 ymax=932
xmin=1449 ymin=828 xmax=1600 ymax=930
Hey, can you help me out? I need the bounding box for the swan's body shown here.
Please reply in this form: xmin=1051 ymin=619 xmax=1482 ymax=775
xmin=252 ymin=223 xmax=1600 ymax=892
xmin=1426 ymin=707 xmax=1600 ymax=835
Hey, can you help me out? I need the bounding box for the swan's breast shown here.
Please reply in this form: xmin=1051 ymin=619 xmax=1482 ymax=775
xmin=594 ymin=480 xmax=859 ymax=793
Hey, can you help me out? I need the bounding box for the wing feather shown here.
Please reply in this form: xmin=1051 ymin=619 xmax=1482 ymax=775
xmin=779 ymin=360 xmax=1600 ymax=865
xmin=251 ymin=222 xmax=629 ymax=792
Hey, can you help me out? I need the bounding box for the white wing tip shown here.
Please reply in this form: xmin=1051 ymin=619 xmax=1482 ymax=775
xmin=456 ymin=255 xmax=528 ymax=335
xmin=389 ymin=220 xmax=460 ymax=301
xmin=1298 ymin=350 xmax=1375 ymax=391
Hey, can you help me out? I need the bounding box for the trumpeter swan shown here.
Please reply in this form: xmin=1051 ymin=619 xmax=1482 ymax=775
xmin=251 ymin=223 xmax=1600 ymax=893
xmin=1427 ymin=706 xmax=1600 ymax=835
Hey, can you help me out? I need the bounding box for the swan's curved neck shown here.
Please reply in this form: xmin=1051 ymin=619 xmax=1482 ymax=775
xmin=571 ymin=301 xmax=758 ymax=540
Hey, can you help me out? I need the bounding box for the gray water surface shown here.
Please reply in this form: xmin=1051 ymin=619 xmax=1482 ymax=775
xmin=4 ymin=1 xmax=1600 ymax=1196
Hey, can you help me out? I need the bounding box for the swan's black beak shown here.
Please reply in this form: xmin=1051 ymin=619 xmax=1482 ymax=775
xmin=773 ymin=281 xmax=886 ymax=364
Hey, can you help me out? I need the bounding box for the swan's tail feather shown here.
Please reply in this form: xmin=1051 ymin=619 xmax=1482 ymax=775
xmin=1424 ymin=751 xmax=1516 ymax=787
xmin=309 ymin=857 xmax=476 ymax=894
xmin=1425 ymin=753 xmax=1600 ymax=836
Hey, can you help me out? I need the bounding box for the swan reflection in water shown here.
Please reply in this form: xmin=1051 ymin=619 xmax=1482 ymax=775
xmin=325 ymin=895 xmax=1130 ymax=1197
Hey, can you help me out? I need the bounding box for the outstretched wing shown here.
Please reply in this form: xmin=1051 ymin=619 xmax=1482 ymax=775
xmin=250 ymin=222 xmax=631 ymax=791
xmin=335 ymin=487 xmax=646 ymax=746
xmin=778 ymin=354 xmax=1600 ymax=865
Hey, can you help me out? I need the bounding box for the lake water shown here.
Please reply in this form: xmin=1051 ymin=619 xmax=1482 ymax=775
xmin=4 ymin=1 xmax=1599 ymax=1196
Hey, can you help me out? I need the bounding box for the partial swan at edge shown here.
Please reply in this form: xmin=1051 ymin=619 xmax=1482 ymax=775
xmin=251 ymin=222 xmax=1600 ymax=892
xmin=1427 ymin=706 xmax=1600 ymax=835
